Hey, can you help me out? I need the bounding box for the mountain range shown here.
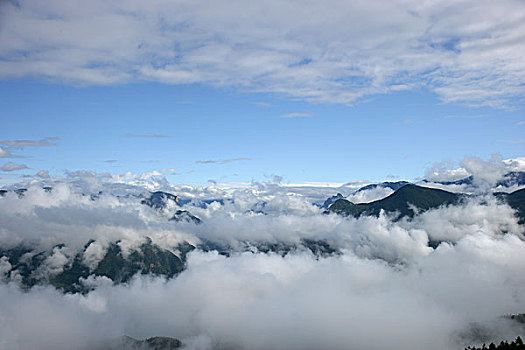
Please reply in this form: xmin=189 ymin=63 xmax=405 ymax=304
xmin=1 ymin=174 xmax=524 ymax=295
xmin=327 ymin=184 xmax=525 ymax=222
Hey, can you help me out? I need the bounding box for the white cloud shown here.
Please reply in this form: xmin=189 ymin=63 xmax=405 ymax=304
xmin=346 ymin=186 xmax=395 ymax=204
xmin=124 ymin=133 xmax=171 ymax=138
xmin=504 ymin=157 xmax=525 ymax=171
xmin=280 ymin=112 xmax=312 ymax=118
xmin=423 ymin=155 xmax=525 ymax=191
xmin=1 ymin=1 xmax=524 ymax=107
xmin=252 ymin=101 xmax=272 ymax=107
xmin=1 ymin=232 xmax=525 ymax=349
xmin=195 ymin=158 xmax=252 ymax=164
xmin=0 ymin=147 xmax=12 ymax=158
xmin=460 ymin=155 xmax=509 ymax=190
xmin=0 ymin=137 xmax=58 ymax=148
xmin=0 ymin=162 xmax=28 ymax=172
xmin=424 ymin=161 xmax=470 ymax=183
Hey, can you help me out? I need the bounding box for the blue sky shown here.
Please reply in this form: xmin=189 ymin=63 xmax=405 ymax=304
xmin=0 ymin=0 xmax=524 ymax=185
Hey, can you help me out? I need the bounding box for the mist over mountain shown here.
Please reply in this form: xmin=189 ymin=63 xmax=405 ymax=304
xmin=0 ymin=167 xmax=524 ymax=350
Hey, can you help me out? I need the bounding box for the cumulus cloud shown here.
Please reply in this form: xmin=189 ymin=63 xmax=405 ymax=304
xmin=1 ymin=1 xmax=524 ymax=107
xmin=422 ymin=155 xmax=525 ymax=194
xmin=424 ymin=160 xmax=470 ymax=183
xmin=505 ymin=157 xmax=525 ymax=171
xmin=0 ymin=162 xmax=28 ymax=172
xmin=460 ymin=155 xmax=508 ymax=189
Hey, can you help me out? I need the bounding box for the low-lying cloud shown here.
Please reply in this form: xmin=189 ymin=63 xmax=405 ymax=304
xmin=0 ymin=169 xmax=524 ymax=349
xmin=1 ymin=236 xmax=524 ymax=350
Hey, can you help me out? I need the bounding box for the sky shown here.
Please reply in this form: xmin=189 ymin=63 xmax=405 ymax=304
xmin=0 ymin=0 xmax=524 ymax=186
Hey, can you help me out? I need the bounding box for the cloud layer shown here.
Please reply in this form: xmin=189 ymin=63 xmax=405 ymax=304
xmin=0 ymin=166 xmax=524 ymax=349
xmin=1 ymin=0 xmax=524 ymax=107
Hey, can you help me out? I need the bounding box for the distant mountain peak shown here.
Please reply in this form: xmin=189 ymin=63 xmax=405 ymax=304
xmin=322 ymin=193 xmax=344 ymax=208
xmin=354 ymin=181 xmax=410 ymax=194
xmin=328 ymin=184 xmax=461 ymax=219
xmin=141 ymin=191 xmax=180 ymax=210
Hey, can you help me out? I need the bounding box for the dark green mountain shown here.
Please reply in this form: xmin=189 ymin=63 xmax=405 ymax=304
xmin=91 ymin=237 xmax=185 ymax=284
xmin=329 ymin=185 xmax=525 ymax=223
xmin=1 ymin=238 xmax=191 ymax=293
xmin=322 ymin=193 xmax=344 ymax=208
xmin=141 ymin=191 xmax=180 ymax=210
xmin=169 ymin=210 xmax=201 ymax=224
xmin=354 ymin=181 xmax=410 ymax=193
xmin=141 ymin=191 xmax=201 ymax=224
xmin=0 ymin=236 xmax=339 ymax=293
xmin=328 ymin=184 xmax=462 ymax=219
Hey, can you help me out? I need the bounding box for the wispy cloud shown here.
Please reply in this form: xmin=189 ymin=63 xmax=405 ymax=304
xmin=404 ymin=119 xmax=414 ymax=124
xmin=0 ymin=147 xmax=12 ymax=158
xmin=0 ymin=137 xmax=59 ymax=147
xmin=2 ymin=1 xmax=523 ymax=107
xmin=0 ymin=162 xmax=28 ymax=172
xmin=252 ymin=102 xmax=272 ymax=108
xmin=445 ymin=115 xmax=486 ymax=119
xmin=125 ymin=133 xmax=171 ymax=138
xmin=517 ymin=121 xmax=525 ymax=126
xmin=281 ymin=112 xmax=312 ymax=118
xmin=196 ymin=158 xmax=252 ymax=164
xmin=103 ymin=159 xmax=118 ymax=163
xmin=507 ymin=139 xmax=525 ymax=144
